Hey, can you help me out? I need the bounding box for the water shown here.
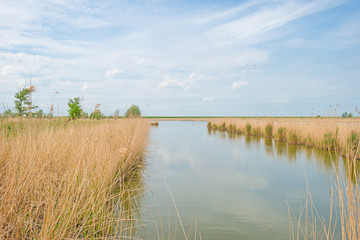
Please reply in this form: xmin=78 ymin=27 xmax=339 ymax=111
xmin=134 ymin=121 xmax=344 ymax=239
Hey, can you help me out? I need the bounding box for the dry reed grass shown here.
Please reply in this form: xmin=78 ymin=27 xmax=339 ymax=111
xmin=210 ymin=118 xmax=360 ymax=151
xmin=0 ymin=118 xmax=149 ymax=239
xmin=288 ymin=144 xmax=360 ymax=240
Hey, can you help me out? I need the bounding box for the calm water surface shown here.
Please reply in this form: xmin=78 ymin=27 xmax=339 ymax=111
xmin=135 ymin=121 xmax=342 ymax=239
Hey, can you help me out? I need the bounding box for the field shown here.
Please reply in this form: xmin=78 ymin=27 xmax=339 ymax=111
xmin=0 ymin=118 xmax=149 ymax=239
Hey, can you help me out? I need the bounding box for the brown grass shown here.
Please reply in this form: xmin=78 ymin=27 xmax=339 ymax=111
xmin=209 ymin=118 xmax=360 ymax=151
xmin=0 ymin=118 xmax=149 ymax=239
xmin=288 ymin=144 xmax=360 ymax=240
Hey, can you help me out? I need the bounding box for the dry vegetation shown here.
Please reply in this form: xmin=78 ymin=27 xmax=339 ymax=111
xmin=208 ymin=118 xmax=360 ymax=157
xmin=0 ymin=118 xmax=149 ymax=239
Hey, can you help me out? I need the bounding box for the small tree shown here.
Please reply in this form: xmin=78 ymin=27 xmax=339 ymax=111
xmin=34 ymin=109 xmax=45 ymax=118
xmin=68 ymin=97 xmax=82 ymax=119
xmin=125 ymin=105 xmax=141 ymax=118
xmin=90 ymin=110 xmax=103 ymax=120
xmin=342 ymin=112 xmax=353 ymax=118
xmin=14 ymin=87 xmax=38 ymax=117
xmin=113 ymin=109 xmax=120 ymax=119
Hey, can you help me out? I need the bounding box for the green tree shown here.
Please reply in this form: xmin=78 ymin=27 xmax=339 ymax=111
xmin=125 ymin=104 xmax=141 ymax=118
xmin=68 ymin=97 xmax=82 ymax=119
xmin=90 ymin=109 xmax=103 ymax=120
xmin=14 ymin=87 xmax=38 ymax=117
xmin=342 ymin=112 xmax=353 ymax=118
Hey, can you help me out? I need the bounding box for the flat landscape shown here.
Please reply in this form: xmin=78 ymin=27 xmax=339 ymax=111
xmin=1 ymin=0 xmax=359 ymax=239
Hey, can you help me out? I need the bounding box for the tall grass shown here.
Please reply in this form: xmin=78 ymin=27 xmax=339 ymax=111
xmin=209 ymin=118 xmax=360 ymax=156
xmin=288 ymin=142 xmax=360 ymax=240
xmin=0 ymin=118 xmax=149 ymax=239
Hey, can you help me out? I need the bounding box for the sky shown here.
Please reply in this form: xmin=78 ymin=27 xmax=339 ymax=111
xmin=0 ymin=0 xmax=359 ymax=116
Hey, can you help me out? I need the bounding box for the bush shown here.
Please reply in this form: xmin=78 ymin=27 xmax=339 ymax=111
xmin=252 ymin=127 xmax=261 ymax=136
xmin=227 ymin=124 xmax=236 ymax=133
xmin=245 ymin=124 xmax=251 ymax=135
xmin=90 ymin=110 xmax=103 ymax=120
xmin=322 ymin=130 xmax=339 ymax=150
xmin=265 ymin=124 xmax=273 ymax=138
xmin=288 ymin=131 xmax=298 ymax=145
xmin=275 ymin=128 xmax=287 ymax=142
xmin=125 ymin=105 xmax=141 ymax=118
xmin=219 ymin=123 xmax=226 ymax=131
xmin=68 ymin=97 xmax=82 ymax=120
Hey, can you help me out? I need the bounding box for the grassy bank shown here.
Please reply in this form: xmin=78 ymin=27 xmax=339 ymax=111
xmin=0 ymin=118 xmax=149 ymax=239
xmin=208 ymin=118 xmax=360 ymax=158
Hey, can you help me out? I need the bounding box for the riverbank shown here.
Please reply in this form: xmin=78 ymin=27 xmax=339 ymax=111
xmin=206 ymin=118 xmax=360 ymax=158
xmin=0 ymin=118 xmax=149 ymax=239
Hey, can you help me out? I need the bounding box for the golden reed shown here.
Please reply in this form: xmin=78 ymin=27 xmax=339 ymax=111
xmin=0 ymin=119 xmax=149 ymax=239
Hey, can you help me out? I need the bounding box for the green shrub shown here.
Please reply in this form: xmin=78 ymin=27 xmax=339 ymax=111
xmin=227 ymin=124 xmax=236 ymax=133
xmin=125 ymin=105 xmax=141 ymax=118
xmin=207 ymin=122 xmax=212 ymax=130
xmin=265 ymin=124 xmax=273 ymax=138
xmin=252 ymin=127 xmax=261 ymax=136
xmin=90 ymin=110 xmax=103 ymax=120
xmin=245 ymin=124 xmax=251 ymax=135
xmin=288 ymin=131 xmax=298 ymax=145
xmin=305 ymin=135 xmax=314 ymax=147
xmin=219 ymin=123 xmax=226 ymax=132
xmin=212 ymin=124 xmax=218 ymax=131
xmin=322 ymin=130 xmax=339 ymax=150
xmin=345 ymin=131 xmax=360 ymax=158
xmin=68 ymin=97 xmax=82 ymax=120
xmin=275 ymin=128 xmax=287 ymax=142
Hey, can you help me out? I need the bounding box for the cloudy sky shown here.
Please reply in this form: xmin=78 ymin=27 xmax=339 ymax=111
xmin=0 ymin=0 xmax=359 ymax=116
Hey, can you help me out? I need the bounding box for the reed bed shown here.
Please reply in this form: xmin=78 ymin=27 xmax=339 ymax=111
xmin=0 ymin=118 xmax=149 ymax=239
xmin=208 ymin=118 xmax=360 ymax=156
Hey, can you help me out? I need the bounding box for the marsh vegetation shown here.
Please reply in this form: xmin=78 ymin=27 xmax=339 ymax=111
xmin=0 ymin=118 xmax=149 ymax=239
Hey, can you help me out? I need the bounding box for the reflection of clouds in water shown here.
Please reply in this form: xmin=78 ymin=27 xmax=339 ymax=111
xmin=231 ymin=147 xmax=248 ymax=163
xmin=204 ymin=192 xmax=287 ymax=231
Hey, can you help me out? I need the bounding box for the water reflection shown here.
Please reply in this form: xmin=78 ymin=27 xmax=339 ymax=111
xmin=143 ymin=122 xmax=355 ymax=240
xmin=114 ymin=165 xmax=146 ymax=237
xmin=219 ymin=129 xmax=359 ymax=180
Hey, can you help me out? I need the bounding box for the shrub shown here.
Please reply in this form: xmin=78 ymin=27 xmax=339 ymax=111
xmin=68 ymin=97 xmax=82 ymax=120
xmin=275 ymin=128 xmax=287 ymax=142
xmin=322 ymin=130 xmax=339 ymax=150
xmin=345 ymin=131 xmax=360 ymax=158
xmin=245 ymin=124 xmax=251 ymax=135
xmin=125 ymin=105 xmax=141 ymax=118
xmin=207 ymin=122 xmax=212 ymax=130
xmin=212 ymin=124 xmax=218 ymax=131
xmin=252 ymin=127 xmax=261 ymax=136
xmin=288 ymin=131 xmax=298 ymax=145
xmin=227 ymin=124 xmax=236 ymax=133
xmin=219 ymin=123 xmax=226 ymax=131
xmin=265 ymin=124 xmax=273 ymax=138
xmin=14 ymin=87 xmax=38 ymax=117
xmin=90 ymin=109 xmax=103 ymax=120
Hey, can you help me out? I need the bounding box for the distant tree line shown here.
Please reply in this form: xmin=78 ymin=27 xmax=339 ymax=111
xmin=1 ymin=86 xmax=142 ymax=120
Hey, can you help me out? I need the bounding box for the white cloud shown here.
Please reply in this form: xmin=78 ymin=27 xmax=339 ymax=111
xmin=105 ymin=68 xmax=123 ymax=78
xmin=158 ymin=72 xmax=203 ymax=89
xmin=208 ymin=0 xmax=343 ymax=45
xmin=202 ymin=97 xmax=214 ymax=102
xmin=232 ymin=81 xmax=249 ymax=89
xmin=158 ymin=74 xmax=186 ymax=88
xmin=81 ymin=82 xmax=96 ymax=91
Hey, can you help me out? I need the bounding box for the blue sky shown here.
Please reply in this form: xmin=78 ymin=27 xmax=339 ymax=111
xmin=0 ymin=0 xmax=359 ymax=116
